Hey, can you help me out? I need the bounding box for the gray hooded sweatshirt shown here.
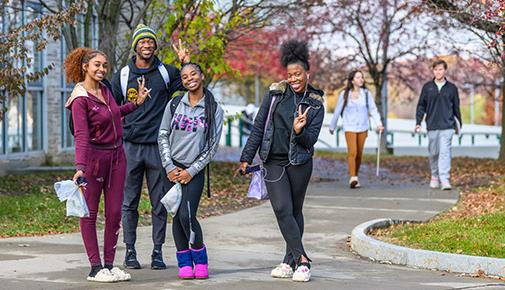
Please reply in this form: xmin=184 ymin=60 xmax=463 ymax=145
xmin=158 ymin=92 xmax=224 ymax=177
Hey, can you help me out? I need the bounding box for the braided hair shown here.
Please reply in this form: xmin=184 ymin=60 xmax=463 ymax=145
xmin=280 ymin=40 xmax=310 ymax=70
xmin=180 ymin=62 xmax=216 ymax=149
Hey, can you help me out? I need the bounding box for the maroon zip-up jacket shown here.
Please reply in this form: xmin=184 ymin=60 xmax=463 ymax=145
xmin=65 ymin=82 xmax=137 ymax=171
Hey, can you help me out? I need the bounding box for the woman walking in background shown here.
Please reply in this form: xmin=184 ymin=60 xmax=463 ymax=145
xmin=239 ymin=40 xmax=325 ymax=282
xmin=329 ymin=70 xmax=384 ymax=188
xmin=158 ymin=62 xmax=224 ymax=280
xmin=64 ymin=47 xmax=148 ymax=282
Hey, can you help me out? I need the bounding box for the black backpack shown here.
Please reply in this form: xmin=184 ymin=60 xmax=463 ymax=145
xmin=169 ymin=93 xmax=218 ymax=198
xmin=68 ymin=79 xmax=113 ymax=136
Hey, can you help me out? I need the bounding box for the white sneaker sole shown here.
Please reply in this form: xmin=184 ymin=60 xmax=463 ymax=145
xmin=271 ymin=270 xmax=293 ymax=278
xmin=86 ymin=276 xmax=117 ymax=283
xmin=292 ymin=274 xmax=311 ymax=282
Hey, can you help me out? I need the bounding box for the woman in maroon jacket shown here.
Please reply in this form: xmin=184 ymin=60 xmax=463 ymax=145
xmin=64 ymin=48 xmax=148 ymax=282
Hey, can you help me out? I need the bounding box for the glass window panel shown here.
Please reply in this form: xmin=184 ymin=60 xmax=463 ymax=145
xmin=26 ymin=2 xmax=43 ymax=86
xmin=6 ymin=3 xmax=21 ymax=30
xmin=26 ymin=90 xmax=42 ymax=151
xmin=7 ymin=95 xmax=23 ymax=153
xmin=61 ymin=92 xmax=74 ymax=148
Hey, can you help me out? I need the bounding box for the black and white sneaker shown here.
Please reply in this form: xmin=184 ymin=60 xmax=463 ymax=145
xmin=123 ymin=249 xmax=141 ymax=269
xmin=151 ymin=250 xmax=166 ymax=270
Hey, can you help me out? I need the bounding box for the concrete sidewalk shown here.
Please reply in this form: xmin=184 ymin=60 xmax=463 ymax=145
xmin=1 ymin=163 xmax=504 ymax=289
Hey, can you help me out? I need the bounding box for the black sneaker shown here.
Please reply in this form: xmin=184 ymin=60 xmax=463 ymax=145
xmin=123 ymin=249 xmax=141 ymax=269
xmin=151 ymin=250 xmax=166 ymax=270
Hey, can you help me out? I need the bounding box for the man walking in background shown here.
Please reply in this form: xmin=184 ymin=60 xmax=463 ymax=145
xmin=415 ymin=60 xmax=462 ymax=191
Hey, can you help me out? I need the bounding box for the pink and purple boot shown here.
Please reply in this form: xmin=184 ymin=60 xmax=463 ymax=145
xmin=176 ymin=250 xmax=194 ymax=279
xmin=191 ymin=246 xmax=209 ymax=279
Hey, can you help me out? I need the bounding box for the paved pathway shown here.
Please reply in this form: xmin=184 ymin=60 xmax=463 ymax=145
xmin=1 ymin=149 xmax=504 ymax=289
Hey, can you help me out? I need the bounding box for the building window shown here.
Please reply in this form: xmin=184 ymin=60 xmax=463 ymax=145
xmin=26 ymin=90 xmax=43 ymax=151
xmin=61 ymin=91 xmax=74 ymax=148
xmin=60 ymin=39 xmax=75 ymax=149
xmin=7 ymin=95 xmax=24 ymax=153
xmin=0 ymin=0 xmax=44 ymax=155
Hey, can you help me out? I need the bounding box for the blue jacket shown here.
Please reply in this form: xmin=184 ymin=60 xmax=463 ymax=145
xmin=240 ymin=81 xmax=324 ymax=165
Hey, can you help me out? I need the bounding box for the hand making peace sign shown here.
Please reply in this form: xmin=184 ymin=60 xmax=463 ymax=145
xmin=172 ymin=39 xmax=190 ymax=64
xmin=293 ymin=105 xmax=311 ymax=135
xmin=136 ymin=75 xmax=151 ymax=106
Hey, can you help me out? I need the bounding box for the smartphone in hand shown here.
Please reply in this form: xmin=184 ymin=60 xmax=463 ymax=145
xmin=76 ymin=176 xmax=88 ymax=187
xmin=239 ymin=164 xmax=261 ymax=176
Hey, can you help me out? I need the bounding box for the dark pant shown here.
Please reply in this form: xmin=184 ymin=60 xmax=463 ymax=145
xmin=81 ymin=146 xmax=126 ymax=266
xmin=170 ymin=165 xmax=206 ymax=251
xmin=122 ymin=142 xmax=171 ymax=247
xmin=263 ymin=159 xmax=313 ymax=268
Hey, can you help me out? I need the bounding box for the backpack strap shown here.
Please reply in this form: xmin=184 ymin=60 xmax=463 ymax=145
xmin=158 ymin=63 xmax=170 ymax=90
xmin=366 ymin=89 xmax=372 ymax=130
xmin=365 ymin=89 xmax=370 ymax=112
xmin=170 ymin=95 xmax=183 ymax=117
xmin=120 ymin=63 xmax=169 ymax=104
xmin=120 ymin=65 xmax=130 ymax=104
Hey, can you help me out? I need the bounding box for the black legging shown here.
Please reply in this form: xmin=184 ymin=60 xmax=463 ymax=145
xmin=170 ymin=164 xmax=205 ymax=251
xmin=263 ymin=159 xmax=313 ymax=268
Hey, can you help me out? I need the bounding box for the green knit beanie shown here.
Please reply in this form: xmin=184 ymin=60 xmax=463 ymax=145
xmin=132 ymin=24 xmax=157 ymax=52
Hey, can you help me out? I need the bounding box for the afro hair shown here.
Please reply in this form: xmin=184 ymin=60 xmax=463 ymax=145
xmin=280 ymin=39 xmax=310 ymax=70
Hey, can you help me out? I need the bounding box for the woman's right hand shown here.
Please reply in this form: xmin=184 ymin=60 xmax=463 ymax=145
xmin=234 ymin=162 xmax=249 ymax=177
xmin=167 ymin=168 xmax=182 ymax=182
xmin=73 ymin=170 xmax=84 ymax=183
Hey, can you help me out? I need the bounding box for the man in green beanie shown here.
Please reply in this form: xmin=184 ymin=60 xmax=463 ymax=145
xmin=112 ymin=23 xmax=189 ymax=270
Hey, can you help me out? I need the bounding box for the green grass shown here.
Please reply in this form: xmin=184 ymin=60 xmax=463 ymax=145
xmin=0 ymin=161 xmax=253 ymax=237
xmin=0 ymin=171 xmax=153 ymax=237
xmin=367 ymin=155 xmax=505 ymax=258
xmin=378 ymin=212 xmax=505 ymax=258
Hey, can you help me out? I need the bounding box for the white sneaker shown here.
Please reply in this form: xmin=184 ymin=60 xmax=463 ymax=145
xmin=87 ymin=268 xmax=118 ymax=283
xmin=292 ymin=265 xmax=311 ymax=282
xmin=441 ymin=181 xmax=452 ymax=190
xmin=430 ymin=177 xmax=440 ymax=189
xmin=271 ymin=263 xmax=293 ymax=278
xmin=349 ymin=176 xmax=359 ymax=189
xmin=110 ymin=267 xmax=131 ymax=281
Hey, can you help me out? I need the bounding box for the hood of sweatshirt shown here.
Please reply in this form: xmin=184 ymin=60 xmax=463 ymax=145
xmin=65 ymin=82 xmax=110 ymax=109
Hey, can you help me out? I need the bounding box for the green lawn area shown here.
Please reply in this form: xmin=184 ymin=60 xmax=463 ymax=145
xmin=373 ymin=210 xmax=505 ymax=258
xmin=371 ymin=155 xmax=505 ymax=258
xmin=316 ymin=150 xmax=505 ymax=258
xmin=0 ymin=161 xmax=255 ymax=238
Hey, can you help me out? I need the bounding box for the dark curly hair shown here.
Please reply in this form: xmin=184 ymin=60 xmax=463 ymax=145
xmin=64 ymin=48 xmax=107 ymax=83
xmin=280 ymin=40 xmax=310 ymax=70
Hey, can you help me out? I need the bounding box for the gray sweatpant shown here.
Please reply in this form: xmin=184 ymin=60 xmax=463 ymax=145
xmin=427 ymin=129 xmax=454 ymax=183
xmin=122 ymin=142 xmax=171 ymax=247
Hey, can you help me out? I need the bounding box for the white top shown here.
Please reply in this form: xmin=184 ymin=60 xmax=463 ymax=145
xmin=329 ymin=88 xmax=383 ymax=133
xmin=435 ymin=79 xmax=446 ymax=92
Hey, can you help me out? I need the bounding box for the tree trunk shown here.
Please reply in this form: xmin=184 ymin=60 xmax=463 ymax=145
xmin=83 ymin=0 xmax=93 ymax=47
xmin=98 ymin=0 xmax=122 ymax=76
xmin=374 ymin=84 xmax=388 ymax=153
xmin=499 ymin=73 xmax=505 ymax=162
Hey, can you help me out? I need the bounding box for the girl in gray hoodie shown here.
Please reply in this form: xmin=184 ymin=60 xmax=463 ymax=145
xmin=158 ymin=63 xmax=223 ymax=280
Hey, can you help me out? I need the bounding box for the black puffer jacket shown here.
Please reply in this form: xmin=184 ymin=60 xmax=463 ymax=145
xmin=240 ymin=81 xmax=324 ymax=165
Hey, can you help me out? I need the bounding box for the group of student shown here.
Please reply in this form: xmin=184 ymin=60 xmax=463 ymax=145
xmin=63 ymin=22 xmax=461 ymax=284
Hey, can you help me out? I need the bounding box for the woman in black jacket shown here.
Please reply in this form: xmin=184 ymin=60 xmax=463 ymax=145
xmin=239 ymin=40 xmax=324 ymax=282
